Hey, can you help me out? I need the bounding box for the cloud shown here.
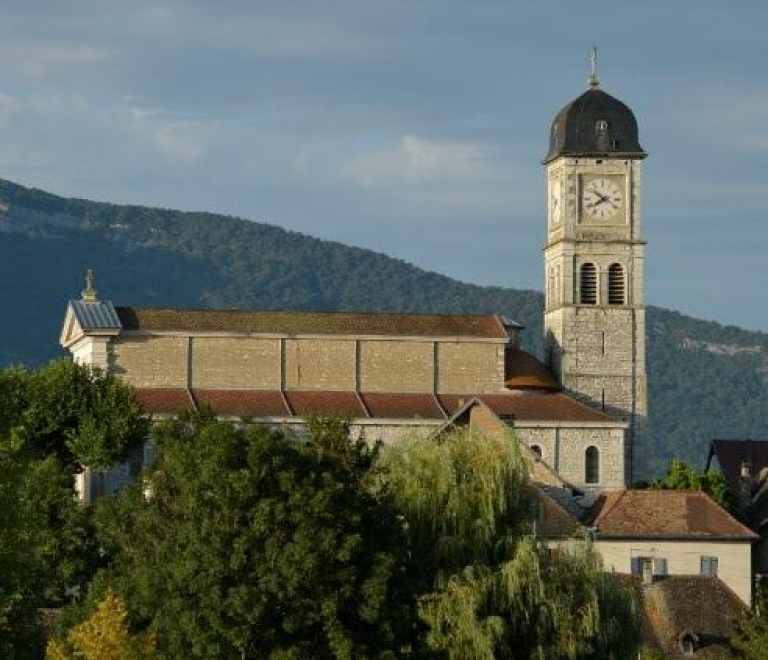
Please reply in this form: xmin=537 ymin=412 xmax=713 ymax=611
xmin=344 ymin=135 xmax=495 ymax=187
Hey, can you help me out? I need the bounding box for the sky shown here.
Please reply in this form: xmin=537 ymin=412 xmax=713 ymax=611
xmin=0 ymin=0 xmax=766 ymax=331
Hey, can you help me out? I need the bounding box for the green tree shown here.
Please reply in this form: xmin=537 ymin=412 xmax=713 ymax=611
xmin=732 ymin=586 xmax=768 ymax=660
xmin=648 ymin=458 xmax=737 ymax=514
xmin=0 ymin=360 xmax=145 ymax=659
xmin=14 ymin=359 xmax=148 ymax=469
xmin=94 ymin=415 xmax=415 ymax=660
xmin=379 ymin=429 xmax=640 ymax=660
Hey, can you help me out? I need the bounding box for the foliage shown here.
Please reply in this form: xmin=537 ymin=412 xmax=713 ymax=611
xmin=46 ymin=590 xmax=158 ymax=660
xmin=12 ymin=359 xmax=148 ymax=469
xmin=0 ymin=443 xmax=98 ymax=659
xmin=94 ymin=415 xmax=415 ymax=660
xmin=648 ymin=458 xmax=738 ymax=514
xmin=0 ymin=178 xmax=765 ymax=480
xmin=732 ymin=586 xmax=768 ymax=660
xmin=380 ymin=429 xmax=640 ymax=660
xmin=0 ymin=359 xmax=143 ymax=659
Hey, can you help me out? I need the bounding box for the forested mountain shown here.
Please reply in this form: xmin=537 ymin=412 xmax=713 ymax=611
xmin=0 ymin=178 xmax=765 ymax=478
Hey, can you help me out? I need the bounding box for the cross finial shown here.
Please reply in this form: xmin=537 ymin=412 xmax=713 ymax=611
xmin=81 ymin=268 xmax=98 ymax=302
xmin=588 ymin=45 xmax=600 ymax=88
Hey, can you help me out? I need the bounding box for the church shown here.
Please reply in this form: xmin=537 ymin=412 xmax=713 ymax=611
xmin=60 ymin=66 xmax=759 ymax=619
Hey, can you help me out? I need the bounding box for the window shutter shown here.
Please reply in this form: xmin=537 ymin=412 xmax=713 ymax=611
xmin=631 ymin=557 xmax=641 ymax=575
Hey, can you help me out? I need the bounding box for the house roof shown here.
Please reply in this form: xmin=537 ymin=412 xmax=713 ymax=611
xmin=589 ymin=490 xmax=758 ymax=540
xmin=114 ymin=306 xmax=509 ymax=340
xmin=536 ymin=486 xmax=584 ymax=538
xmin=505 ymin=348 xmax=560 ymax=390
xmin=624 ymin=575 xmax=746 ymax=660
xmin=132 ymin=388 xmax=619 ymax=424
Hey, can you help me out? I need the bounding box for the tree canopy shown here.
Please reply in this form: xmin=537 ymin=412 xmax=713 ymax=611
xmin=94 ymin=414 xmax=415 ymax=660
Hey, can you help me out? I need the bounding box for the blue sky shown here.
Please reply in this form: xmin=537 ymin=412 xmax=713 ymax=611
xmin=0 ymin=0 xmax=766 ymax=330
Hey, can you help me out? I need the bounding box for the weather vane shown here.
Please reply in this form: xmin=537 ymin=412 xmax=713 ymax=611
xmin=588 ymin=45 xmax=600 ymax=88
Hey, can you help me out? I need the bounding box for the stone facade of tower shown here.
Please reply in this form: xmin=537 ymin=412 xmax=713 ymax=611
xmin=543 ymin=86 xmax=648 ymax=485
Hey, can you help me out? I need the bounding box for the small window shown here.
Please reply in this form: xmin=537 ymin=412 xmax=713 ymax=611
xmin=700 ymin=556 xmax=718 ymax=577
xmin=530 ymin=444 xmax=543 ymax=460
xmin=596 ymin=119 xmax=609 ymax=132
xmin=585 ymin=446 xmax=600 ymax=484
xmin=608 ymin=263 xmax=625 ymax=305
xmin=580 ymin=263 xmax=598 ymax=305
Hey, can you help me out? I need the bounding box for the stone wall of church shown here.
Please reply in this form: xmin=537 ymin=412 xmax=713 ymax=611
xmin=285 ymin=339 xmax=356 ymax=391
xmin=516 ymin=425 xmax=625 ymax=490
xmin=437 ymin=342 xmax=505 ymax=394
xmin=192 ymin=337 xmax=280 ymax=389
xmin=110 ymin=336 xmax=188 ymax=388
xmin=360 ymin=340 xmax=434 ymax=392
xmin=107 ymin=334 xmax=505 ymax=394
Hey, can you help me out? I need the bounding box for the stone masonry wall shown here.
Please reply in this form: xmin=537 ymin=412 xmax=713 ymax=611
xmin=515 ymin=425 xmax=625 ymax=490
xmin=108 ymin=334 xmax=506 ymax=394
xmin=191 ymin=337 xmax=279 ymax=389
xmin=359 ymin=340 xmax=433 ymax=392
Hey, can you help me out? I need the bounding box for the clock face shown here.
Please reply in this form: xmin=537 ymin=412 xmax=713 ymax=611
xmin=549 ymin=179 xmax=562 ymax=222
xmin=582 ymin=177 xmax=623 ymax=221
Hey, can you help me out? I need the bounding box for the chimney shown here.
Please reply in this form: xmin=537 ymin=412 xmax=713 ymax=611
xmin=739 ymin=460 xmax=755 ymax=509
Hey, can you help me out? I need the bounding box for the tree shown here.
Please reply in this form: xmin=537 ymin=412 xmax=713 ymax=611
xmin=732 ymin=586 xmax=768 ymax=660
xmin=46 ymin=590 xmax=158 ymax=660
xmin=94 ymin=415 xmax=415 ymax=660
xmin=0 ymin=360 xmax=145 ymax=659
xmin=379 ymin=429 xmax=640 ymax=660
xmin=13 ymin=359 xmax=148 ymax=469
xmin=648 ymin=458 xmax=737 ymax=514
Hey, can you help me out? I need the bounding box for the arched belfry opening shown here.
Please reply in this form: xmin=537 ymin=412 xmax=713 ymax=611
xmin=580 ymin=263 xmax=598 ymax=305
xmin=608 ymin=263 xmax=626 ymax=305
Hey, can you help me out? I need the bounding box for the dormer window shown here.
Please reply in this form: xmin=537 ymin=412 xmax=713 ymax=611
xmin=595 ymin=119 xmax=609 ymax=132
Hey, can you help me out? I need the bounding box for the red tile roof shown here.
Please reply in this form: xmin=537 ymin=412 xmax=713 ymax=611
xmin=134 ymin=388 xmax=193 ymax=414
xmin=439 ymin=392 xmax=617 ymax=423
xmin=360 ymin=392 xmax=445 ymax=419
xmin=589 ymin=490 xmax=758 ymax=540
xmin=115 ymin=307 xmax=508 ymax=339
xmin=133 ymin=389 xmax=616 ymax=424
xmin=194 ymin=390 xmax=289 ymax=417
xmin=284 ymin=391 xmax=367 ymax=418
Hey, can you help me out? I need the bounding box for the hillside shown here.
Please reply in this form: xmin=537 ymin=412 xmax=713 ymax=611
xmin=0 ymin=178 xmax=765 ymax=479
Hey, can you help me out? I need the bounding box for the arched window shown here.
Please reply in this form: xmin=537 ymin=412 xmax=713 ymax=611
xmin=530 ymin=444 xmax=543 ymax=460
xmin=585 ymin=446 xmax=600 ymax=484
xmin=580 ymin=263 xmax=597 ymax=305
xmin=608 ymin=263 xmax=625 ymax=305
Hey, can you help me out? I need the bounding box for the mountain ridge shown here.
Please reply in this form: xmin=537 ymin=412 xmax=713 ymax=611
xmin=0 ymin=177 xmax=765 ymax=478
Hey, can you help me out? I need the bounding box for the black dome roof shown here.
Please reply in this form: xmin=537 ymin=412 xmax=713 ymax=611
xmin=544 ymin=87 xmax=646 ymax=163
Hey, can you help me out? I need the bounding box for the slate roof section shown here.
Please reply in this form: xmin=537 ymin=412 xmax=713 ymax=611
xmin=114 ymin=307 xmax=508 ymax=339
xmin=505 ymin=348 xmax=560 ymax=390
xmin=589 ymin=490 xmax=758 ymax=540
xmin=544 ymin=87 xmax=646 ymax=163
xmin=70 ymin=300 xmax=122 ymax=331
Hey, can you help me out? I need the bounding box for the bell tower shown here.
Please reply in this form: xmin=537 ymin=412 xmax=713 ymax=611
xmin=543 ymin=53 xmax=647 ymax=485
